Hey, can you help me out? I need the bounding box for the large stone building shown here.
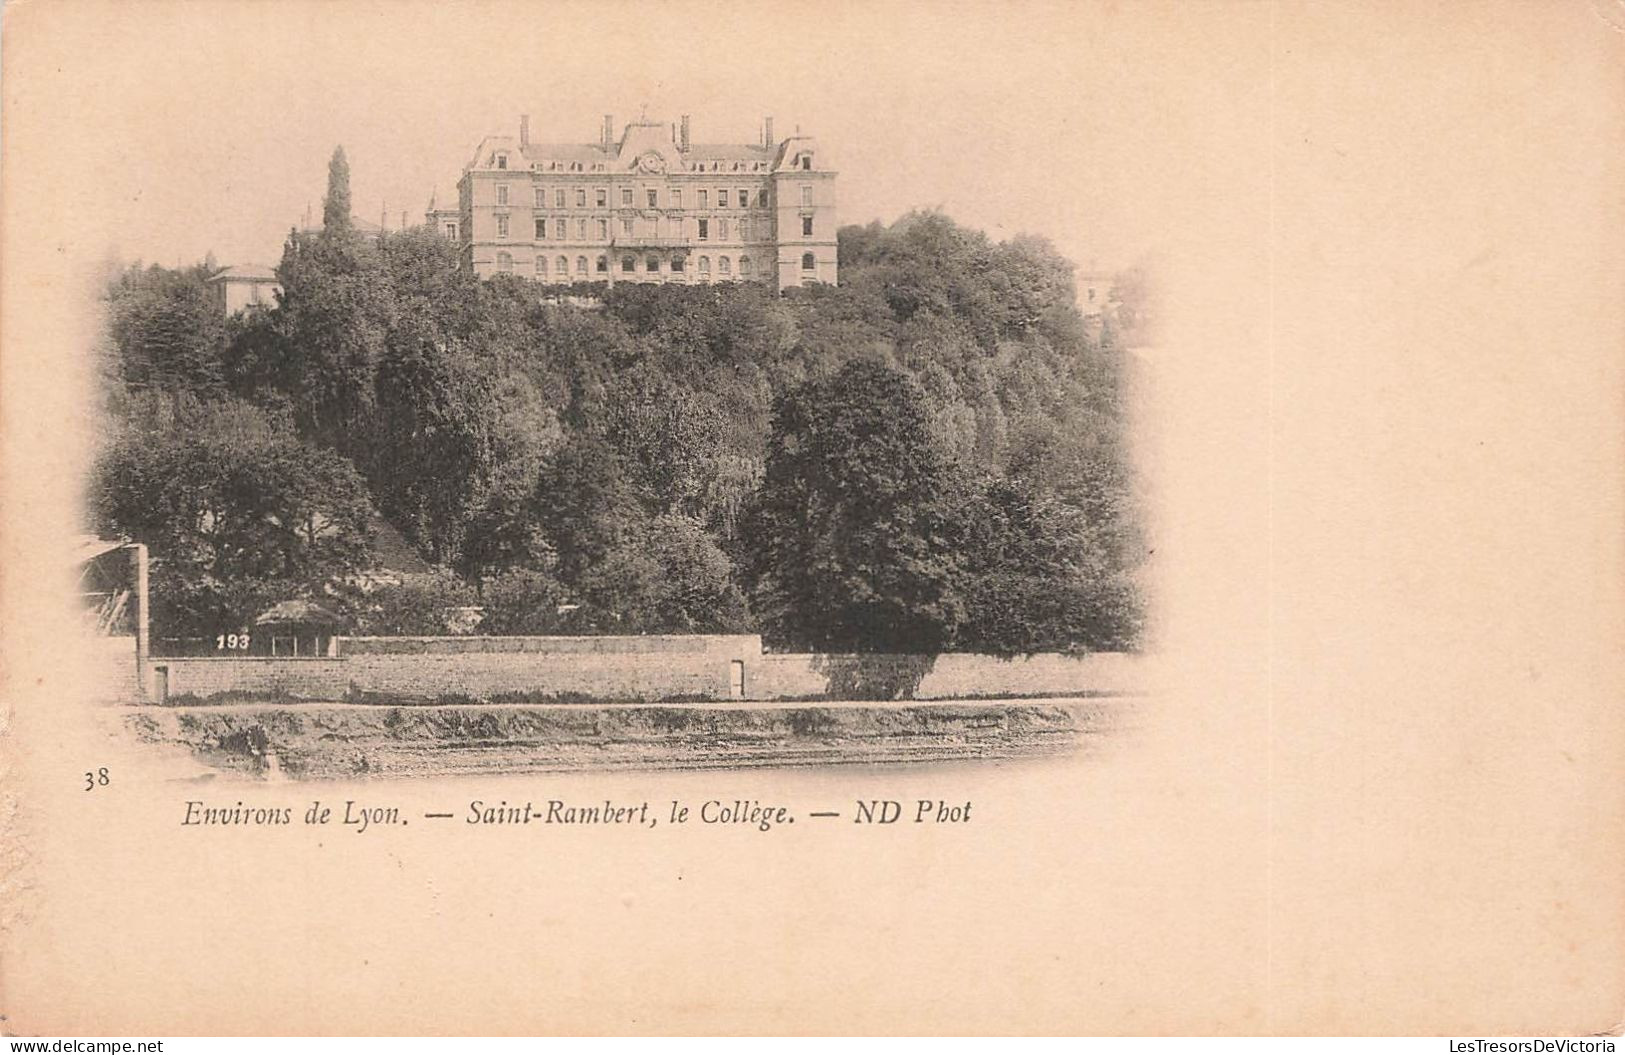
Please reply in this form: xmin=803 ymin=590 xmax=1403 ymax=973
xmin=428 ymin=114 xmax=836 ymax=291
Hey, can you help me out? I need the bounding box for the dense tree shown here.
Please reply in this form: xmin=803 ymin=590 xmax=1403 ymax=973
xmin=100 ymin=196 xmax=1145 ymax=651
xmin=353 ymin=572 xmax=478 ymax=636
xmin=955 ymin=478 xmax=1139 ymax=655
xmin=91 ymin=401 xmax=375 ymax=636
xmin=322 ymin=146 xmax=353 ymax=237
xmin=478 ymin=568 xmax=569 ymax=635
xmin=533 ymin=430 xmax=646 ymax=587
xmin=572 ymin=515 xmax=751 ymax=634
xmin=741 ymin=360 xmax=968 ymax=652
xmin=104 ymin=264 xmax=228 ymax=396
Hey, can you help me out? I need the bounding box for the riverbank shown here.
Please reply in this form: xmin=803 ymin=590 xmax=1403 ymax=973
xmin=118 ymin=696 xmax=1139 ymax=779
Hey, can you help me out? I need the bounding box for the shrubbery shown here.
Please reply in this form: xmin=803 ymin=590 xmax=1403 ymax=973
xmin=92 ymin=154 xmax=1143 ymax=652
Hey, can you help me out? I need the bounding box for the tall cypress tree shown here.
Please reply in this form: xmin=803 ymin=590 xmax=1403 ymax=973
xmin=322 ymin=146 xmax=352 ymax=235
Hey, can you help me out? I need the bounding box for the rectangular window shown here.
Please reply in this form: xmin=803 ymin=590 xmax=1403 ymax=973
xmin=647 ymin=189 xmax=658 ymax=208
xmin=622 ymin=256 xmax=635 ymax=273
xmin=534 ymin=217 xmax=546 ymax=239
xmin=596 ymin=219 xmax=608 ymax=240
xmin=758 ymin=188 xmax=769 ymax=207
xmin=556 ymin=189 xmax=566 ymax=208
xmin=497 ymin=185 xmax=509 ymax=205
xmin=444 ymin=222 xmax=457 ymax=239
xmin=556 ymin=220 xmax=566 ymax=240
xmin=672 ymin=189 xmax=683 ymax=208
xmin=718 ymin=218 xmax=729 ymax=240
xmin=698 ymin=218 xmax=709 ymax=240
xmin=739 ymin=220 xmax=750 ymax=241
xmin=575 ymin=189 xmax=586 ymax=207
xmin=802 ymin=216 xmax=813 ymax=237
xmin=800 ymin=185 xmax=812 ymax=206
xmin=718 ymin=190 xmax=729 ymax=208
xmin=576 ymin=218 xmax=587 ymax=239
xmin=496 ymin=214 xmax=509 ymax=239
xmin=596 ymin=188 xmax=607 ymax=207
xmin=534 ymin=188 xmax=545 ymax=207
xmin=621 ymin=187 xmax=633 ymax=205
xmin=698 ymin=190 xmax=709 ymax=208
xmin=671 ymin=256 xmax=685 ymax=272
xmin=738 ymin=188 xmax=749 ymax=206
xmin=621 ymin=217 xmax=633 ymax=235
xmin=646 ymin=256 xmax=659 ymax=272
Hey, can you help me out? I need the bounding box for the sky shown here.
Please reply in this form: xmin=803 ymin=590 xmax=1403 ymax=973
xmin=3 ymin=0 xmax=1272 ymax=278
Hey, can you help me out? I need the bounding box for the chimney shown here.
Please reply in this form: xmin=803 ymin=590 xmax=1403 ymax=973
xmin=763 ymin=116 xmax=774 ymax=148
xmin=519 ymin=114 xmax=530 ymax=149
xmin=679 ymin=114 xmax=691 ymax=152
xmin=602 ymin=114 xmax=614 ymax=148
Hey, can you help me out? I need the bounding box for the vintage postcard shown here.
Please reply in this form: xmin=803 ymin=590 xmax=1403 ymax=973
xmin=1 ymin=0 xmax=1621 ymax=1038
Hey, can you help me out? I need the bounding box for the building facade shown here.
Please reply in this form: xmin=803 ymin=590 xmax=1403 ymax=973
xmin=206 ymin=264 xmax=281 ymax=315
xmin=428 ymin=114 xmax=837 ymax=291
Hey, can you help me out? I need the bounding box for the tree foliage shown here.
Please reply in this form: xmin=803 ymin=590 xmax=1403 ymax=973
xmin=97 ymin=190 xmax=1144 ymax=651
xmin=322 ymin=146 xmax=353 ymax=236
xmin=90 ymin=400 xmax=375 ymax=636
xmin=742 ymin=361 xmax=967 ymax=652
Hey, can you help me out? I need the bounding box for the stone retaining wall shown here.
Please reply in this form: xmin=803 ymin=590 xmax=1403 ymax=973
xmin=142 ymin=635 xmax=1145 ymax=704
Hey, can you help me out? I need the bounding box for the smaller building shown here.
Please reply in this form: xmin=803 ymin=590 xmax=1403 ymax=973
xmin=1076 ymin=271 xmax=1116 ymax=318
xmin=254 ymin=600 xmax=343 ymax=657
xmin=207 ymin=264 xmax=281 ymax=315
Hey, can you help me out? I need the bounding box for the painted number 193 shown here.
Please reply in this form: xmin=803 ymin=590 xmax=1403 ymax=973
xmin=216 ymin=632 xmax=251 ymax=651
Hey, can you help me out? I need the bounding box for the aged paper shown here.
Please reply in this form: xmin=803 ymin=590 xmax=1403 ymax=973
xmin=2 ymin=0 xmax=1622 ymax=1036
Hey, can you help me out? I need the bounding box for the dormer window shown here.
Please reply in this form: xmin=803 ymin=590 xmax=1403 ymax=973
xmin=801 ymin=155 xmax=812 ymax=170
xmin=495 ymin=153 xmax=508 ymax=170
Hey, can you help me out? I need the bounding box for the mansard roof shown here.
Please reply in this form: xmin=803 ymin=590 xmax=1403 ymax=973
xmin=464 ymin=122 xmax=810 ymax=175
xmin=687 ymin=143 xmax=775 ymax=160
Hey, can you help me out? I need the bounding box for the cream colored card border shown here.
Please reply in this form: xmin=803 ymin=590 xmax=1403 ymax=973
xmin=2 ymin=0 xmax=1622 ymax=1036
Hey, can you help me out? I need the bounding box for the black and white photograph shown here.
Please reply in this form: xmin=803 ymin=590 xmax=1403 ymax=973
xmin=81 ymin=104 xmax=1152 ymax=778
xmin=2 ymin=0 xmax=1623 ymax=1041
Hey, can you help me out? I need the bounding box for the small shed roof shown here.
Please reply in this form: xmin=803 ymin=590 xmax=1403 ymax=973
xmin=254 ymin=600 xmax=344 ymax=626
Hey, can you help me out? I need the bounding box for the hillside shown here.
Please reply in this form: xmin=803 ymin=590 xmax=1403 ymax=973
xmin=92 ymin=209 xmax=1146 ymax=655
